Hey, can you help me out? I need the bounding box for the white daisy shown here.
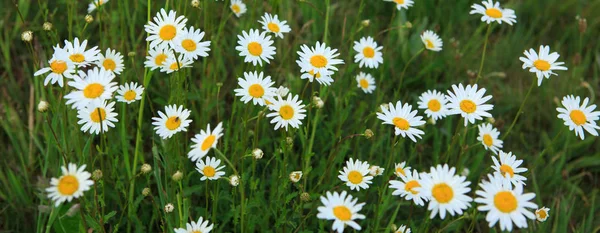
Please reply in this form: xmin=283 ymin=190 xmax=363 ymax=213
xmin=235 ymin=29 xmax=276 ymax=66
xmin=46 ymin=163 xmax=94 ymax=206
xmin=34 ymin=46 xmax=76 ymax=87
xmin=64 ymin=67 xmax=118 ymax=109
xmin=116 ymin=82 xmax=144 ymax=104
xmin=376 ymin=100 xmax=426 ymax=142
xmin=417 ymin=164 xmax=472 ymax=219
xmin=173 ymin=26 xmax=211 ymax=61
xmin=317 ymin=191 xmax=366 ymax=233
xmin=491 ymin=151 xmax=528 ymax=186
xmin=338 ymin=158 xmax=373 ymax=191
xmin=188 ymin=122 xmax=224 ymax=162
xmin=369 ymin=165 xmax=384 ymax=176
xmin=383 ymin=0 xmax=414 ymax=11
xmin=446 ymin=83 xmax=494 ymax=126
xmin=151 ymin=105 xmax=192 ymax=139
xmin=470 ymin=0 xmax=517 ymax=25
xmin=76 ymin=100 xmax=118 ymax=134
xmin=389 ymin=169 xmax=428 ymax=206
xmin=394 ymin=162 xmax=411 ymax=177
xmin=417 ymin=90 xmax=449 ymax=121
xmin=144 ymin=43 xmax=174 ymax=70
xmin=259 ymin=13 xmax=291 ymax=39
xmin=88 ymin=0 xmax=109 ymax=13
xmin=145 ymin=9 xmax=188 ymax=48
xmin=174 ymin=216 xmax=214 ymax=233
xmin=297 ymin=41 xmax=344 ymax=76
xmin=234 ymin=71 xmax=277 ymax=106
xmin=477 ymin=123 xmax=503 ymax=154
xmin=395 ymin=224 xmax=411 ymax=233
xmin=519 ymin=45 xmax=568 ymax=86
xmin=95 ymin=48 xmax=124 ymax=74
xmin=299 ymin=63 xmax=335 ymax=86
xmin=353 ymin=36 xmax=383 ymax=69
xmin=160 ymin=54 xmax=193 ymax=74
xmin=63 ymin=37 xmax=100 ymax=67
xmin=535 ymin=206 xmax=550 ymax=222
xmin=230 ymin=0 xmax=247 ymax=17
xmin=265 ymin=94 xmax=307 ymax=131
xmin=421 ymin=30 xmax=443 ymax=52
xmin=475 ymin=173 xmax=538 ymax=231
xmin=556 ymin=95 xmax=600 ymax=140
xmin=355 ymin=72 xmax=376 ymax=94
xmin=195 ymin=156 xmax=226 ymax=181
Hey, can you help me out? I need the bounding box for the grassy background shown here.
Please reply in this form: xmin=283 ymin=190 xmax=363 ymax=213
xmin=1 ymin=0 xmax=599 ymax=232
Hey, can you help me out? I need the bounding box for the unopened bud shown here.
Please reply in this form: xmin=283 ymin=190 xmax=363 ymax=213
xmin=361 ymin=19 xmax=370 ymax=27
xmin=142 ymin=187 xmax=151 ymax=196
xmin=252 ymin=148 xmax=263 ymax=160
xmin=300 ymin=192 xmax=310 ymax=202
xmin=229 ymin=175 xmax=240 ymax=186
xmin=312 ymin=96 xmax=324 ymax=109
xmin=141 ymin=163 xmax=152 ymax=174
xmin=164 ymin=203 xmax=174 ymax=213
xmin=172 ymin=170 xmax=183 ymax=182
xmin=85 ymin=15 xmax=94 ymax=23
xmin=38 ymin=100 xmax=49 ymax=113
xmin=405 ymin=21 xmax=412 ymax=29
xmin=43 ymin=22 xmax=53 ymax=31
xmin=21 ymin=31 xmax=33 ymax=42
xmin=577 ymin=16 xmax=587 ymax=33
xmin=127 ymin=51 xmax=136 ymax=57
xmin=92 ymin=169 xmax=103 ymax=180
xmin=364 ymin=129 xmax=374 ymax=139
xmin=191 ymin=0 xmax=200 ymax=8
xmin=286 ymin=137 xmax=294 ymax=146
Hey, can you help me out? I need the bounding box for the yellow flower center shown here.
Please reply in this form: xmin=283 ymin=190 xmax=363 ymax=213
xmin=392 ymin=117 xmax=410 ymax=130
xmin=432 ymin=183 xmax=454 ymax=203
xmin=425 ymin=39 xmax=434 ymax=49
xmin=428 ymin=99 xmax=441 ymax=112
xmin=309 ymin=70 xmax=321 ymax=78
xmin=155 ymin=53 xmax=168 ymax=66
xmin=292 ymin=173 xmax=301 ymax=180
xmin=533 ymin=59 xmax=551 ymax=71
xmin=123 ymin=90 xmax=137 ymax=101
xmin=267 ymin=22 xmax=280 ymax=33
xmin=485 ymin=8 xmax=503 ymax=18
xmin=90 ymin=108 xmax=107 ymax=123
xmin=165 ymin=116 xmax=181 ymax=130
xmin=159 ymin=25 xmax=177 ymax=40
xmin=279 ymin=105 xmax=294 ymax=120
xmin=201 ymin=135 xmax=216 ymax=151
xmin=459 ymin=100 xmax=477 ymax=113
xmin=347 ymin=171 xmax=363 ymax=184
xmin=193 ymin=231 xmax=202 ymax=233
xmin=537 ymin=209 xmax=548 ymax=219
xmin=569 ymin=110 xmax=587 ymax=126
xmin=494 ymin=191 xmax=518 ymax=213
xmin=69 ymin=53 xmax=85 ymax=63
xmin=394 ymin=0 xmax=405 ymax=3
xmin=169 ymin=62 xmax=181 ymax=70
xmin=359 ymin=79 xmax=369 ymax=88
xmin=57 ymin=175 xmax=79 ymax=195
xmin=247 ymin=42 xmax=263 ymax=56
xmin=499 ymin=164 xmax=514 ymax=178
xmin=50 ymin=60 xmax=68 ymax=74
xmin=363 ymin=47 xmax=375 ymax=58
xmin=181 ymin=39 xmax=197 ymax=52
xmin=83 ymin=83 xmax=105 ymax=98
xmin=231 ymin=4 xmax=240 ymax=13
xmin=396 ymin=167 xmax=406 ymax=176
xmin=483 ymin=134 xmax=494 ymax=146
xmin=102 ymin=59 xmax=116 ymax=71
xmin=310 ymin=55 xmax=328 ymax=68
xmin=333 ymin=206 xmax=352 ymax=221
xmin=248 ymin=84 xmax=265 ymax=98
xmin=404 ymin=180 xmax=421 ymax=194
xmin=203 ymin=166 xmax=216 ymax=177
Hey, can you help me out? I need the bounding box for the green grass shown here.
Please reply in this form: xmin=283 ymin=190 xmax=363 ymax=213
xmin=1 ymin=0 xmax=599 ymax=232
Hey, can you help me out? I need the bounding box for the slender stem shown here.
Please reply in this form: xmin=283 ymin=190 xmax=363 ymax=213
xmin=474 ymin=24 xmax=492 ymax=84
xmin=399 ymin=48 xmax=424 ymax=90
xmin=502 ymin=81 xmax=535 ymax=140
xmin=323 ymin=0 xmax=331 ymax=43
xmin=214 ymin=148 xmax=244 ymax=232
xmin=539 ymin=128 xmax=565 ymax=159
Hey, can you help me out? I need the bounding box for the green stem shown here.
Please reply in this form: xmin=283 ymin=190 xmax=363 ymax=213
xmin=399 ymin=48 xmax=424 ymax=91
xmin=502 ymin=81 xmax=535 ymax=140
xmin=474 ymin=24 xmax=492 ymax=84
xmin=323 ymin=0 xmax=331 ymax=43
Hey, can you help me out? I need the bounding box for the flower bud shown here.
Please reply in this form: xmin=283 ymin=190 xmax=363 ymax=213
xmin=164 ymin=203 xmax=174 ymax=213
xmin=361 ymin=19 xmax=370 ymax=27
xmin=141 ymin=163 xmax=152 ymax=174
xmin=38 ymin=100 xmax=49 ymax=113
xmin=229 ymin=175 xmax=240 ymax=186
xmin=43 ymin=22 xmax=53 ymax=31
xmin=252 ymin=148 xmax=263 ymax=160
xmin=92 ymin=169 xmax=103 ymax=180
xmin=364 ymin=129 xmax=374 ymax=139
xmin=172 ymin=170 xmax=183 ymax=182
xmin=85 ymin=15 xmax=94 ymax=23
xmin=21 ymin=31 xmax=33 ymax=42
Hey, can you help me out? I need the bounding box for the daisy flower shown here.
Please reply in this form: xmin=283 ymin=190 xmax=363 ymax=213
xmin=297 ymin=41 xmax=344 ymax=76
xmin=63 ymin=37 xmax=100 ymax=67
xmin=417 ymin=164 xmax=472 ymax=219
xmin=145 ymin=9 xmax=188 ymax=48
xmin=259 ymin=13 xmax=291 ymax=39
xmin=317 ymin=191 xmax=366 ymax=233
xmin=491 ymin=151 xmax=528 ymax=186
xmin=535 ymin=206 xmax=550 ymax=222
xmin=519 ymin=45 xmax=568 ymax=86
xmin=384 ymin=0 xmax=414 ymax=10
xmin=116 ymin=82 xmax=144 ymax=104
xmin=353 ymin=36 xmax=383 ymax=69
xmin=394 ymin=162 xmax=411 ymax=177
xmin=230 ymin=0 xmax=247 ymax=17
xmin=76 ymin=100 xmax=118 ymax=134
xmin=188 ymin=122 xmax=224 ymax=162
xmin=95 ymin=48 xmax=124 ymax=74
xmin=265 ymin=94 xmax=306 ymax=131
xmin=338 ymin=158 xmax=373 ymax=191
xmin=88 ymin=0 xmax=109 ymax=13
xmin=152 ymin=105 xmax=192 ymax=139
xmin=421 ymin=30 xmax=443 ymax=52
xmin=195 ymin=157 xmax=226 ymax=181
xmin=144 ymin=43 xmax=173 ymax=70
xmin=289 ymin=171 xmax=303 ymax=183
xmin=235 ymin=29 xmax=276 ymax=66
xmin=299 ymin=63 xmax=335 ymax=86
xmin=355 ymin=72 xmax=376 ymax=94
xmin=160 ymin=54 xmax=193 ymax=74
xmin=234 ymin=71 xmax=277 ymax=106
xmin=369 ymin=165 xmax=384 ymax=176
xmin=389 ymin=169 xmax=428 ymax=206
xmin=477 ymin=123 xmax=503 ymax=154
xmin=173 ymin=26 xmax=211 ymax=61
xmin=376 ymin=100 xmax=426 ymax=142
xmin=46 ymin=163 xmax=94 ymax=206
xmin=34 ymin=47 xmax=76 ymax=87
xmin=475 ymin=173 xmax=538 ymax=231
xmin=395 ymin=225 xmax=411 ymax=233
xmin=446 ymin=83 xmax=494 ymax=126
xmin=556 ymin=95 xmax=600 ymax=140
xmin=64 ymin=67 xmax=118 ymax=109
xmin=417 ymin=90 xmax=449 ymax=121
xmin=174 ymin=216 xmax=214 ymax=233
xmin=470 ymin=0 xmax=517 ymax=25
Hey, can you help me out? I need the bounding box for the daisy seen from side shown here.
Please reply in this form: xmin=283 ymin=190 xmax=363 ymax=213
xmin=230 ymin=0 xmax=247 ymax=17
xmin=421 ymin=30 xmax=443 ymax=52
xmin=34 ymin=47 xmax=76 ymax=87
xmin=384 ymin=0 xmax=414 ymax=11
xmin=188 ymin=122 xmax=224 ymax=162
xmin=63 ymin=37 xmax=100 ymax=67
